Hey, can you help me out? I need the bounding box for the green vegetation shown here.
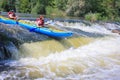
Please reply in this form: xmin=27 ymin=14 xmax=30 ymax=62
xmin=85 ymin=13 xmax=101 ymax=22
xmin=0 ymin=0 xmax=120 ymax=21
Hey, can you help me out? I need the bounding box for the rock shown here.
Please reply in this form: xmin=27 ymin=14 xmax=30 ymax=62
xmin=0 ymin=23 xmax=50 ymax=60
xmin=0 ymin=23 xmax=49 ymax=45
xmin=112 ymin=29 xmax=120 ymax=35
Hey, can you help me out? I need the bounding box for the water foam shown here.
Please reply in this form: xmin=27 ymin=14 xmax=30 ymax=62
xmin=1 ymin=36 xmax=119 ymax=80
xmin=56 ymin=22 xmax=120 ymax=36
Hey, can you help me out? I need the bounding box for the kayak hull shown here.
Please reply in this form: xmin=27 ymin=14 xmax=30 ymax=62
xmin=0 ymin=17 xmax=73 ymax=38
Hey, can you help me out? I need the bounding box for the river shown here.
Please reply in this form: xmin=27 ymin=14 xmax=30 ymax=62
xmin=0 ymin=20 xmax=120 ymax=80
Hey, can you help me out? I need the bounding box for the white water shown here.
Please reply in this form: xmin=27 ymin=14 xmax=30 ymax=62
xmin=0 ymin=22 xmax=120 ymax=80
xmin=55 ymin=21 xmax=120 ymax=35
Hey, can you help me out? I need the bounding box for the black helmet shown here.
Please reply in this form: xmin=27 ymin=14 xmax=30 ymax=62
xmin=10 ymin=10 xmax=14 ymax=12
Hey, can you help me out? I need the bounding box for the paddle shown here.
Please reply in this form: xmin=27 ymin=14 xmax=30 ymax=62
xmin=16 ymin=18 xmax=20 ymax=24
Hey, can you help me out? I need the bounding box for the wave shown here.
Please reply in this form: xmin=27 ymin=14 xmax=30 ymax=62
xmin=1 ymin=36 xmax=119 ymax=80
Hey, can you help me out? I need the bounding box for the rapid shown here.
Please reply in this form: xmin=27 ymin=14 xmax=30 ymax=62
xmin=0 ymin=20 xmax=120 ymax=80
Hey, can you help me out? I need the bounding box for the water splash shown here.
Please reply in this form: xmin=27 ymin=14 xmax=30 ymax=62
xmin=19 ymin=37 xmax=94 ymax=58
xmin=0 ymin=36 xmax=119 ymax=80
xmin=55 ymin=21 xmax=120 ymax=36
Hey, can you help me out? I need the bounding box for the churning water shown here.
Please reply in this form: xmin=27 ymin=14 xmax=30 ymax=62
xmin=0 ymin=21 xmax=120 ymax=80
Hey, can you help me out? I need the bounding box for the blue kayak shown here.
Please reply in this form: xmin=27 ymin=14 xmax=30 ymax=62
xmin=0 ymin=16 xmax=73 ymax=38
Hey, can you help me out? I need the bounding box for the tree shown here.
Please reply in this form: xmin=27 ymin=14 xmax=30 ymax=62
xmin=31 ymin=0 xmax=55 ymax=14
xmin=55 ymin=0 xmax=68 ymax=11
xmin=18 ymin=0 xmax=31 ymax=13
xmin=1 ymin=0 xmax=16 ymax=12
xmin=65 ymin=0 xmax=85 ymax=17
xmin=101 ymin=0 xmax=120 ymax=20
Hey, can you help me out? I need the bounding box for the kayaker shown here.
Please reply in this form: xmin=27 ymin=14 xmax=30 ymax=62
xmin=8 ymin=10 xmax=17 ymax=20
xmin=36 ymin=15 xmax=45 ymax=27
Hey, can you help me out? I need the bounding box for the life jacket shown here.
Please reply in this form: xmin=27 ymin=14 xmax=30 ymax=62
xmin=36 ymin=18 xmax=44 ymax=26
xmin=8 ymin=11 xmax=16 ymax=20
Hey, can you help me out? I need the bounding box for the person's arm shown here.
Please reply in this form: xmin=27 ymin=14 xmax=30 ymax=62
xmin=9 ymin=14 xmax=15 ymax=18
xmin=9 ymin=14 xmax=17 ymax=20
xmin=35 ymin=19 xmax=39 ymax=26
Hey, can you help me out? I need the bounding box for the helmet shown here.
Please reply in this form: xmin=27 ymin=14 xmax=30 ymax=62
xmin=10 ymin=10 xmax=14 ymax=12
